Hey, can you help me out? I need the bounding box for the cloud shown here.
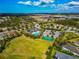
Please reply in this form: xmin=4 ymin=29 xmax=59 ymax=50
xmin=33 ymin=1 xmax=41 ymax=6
xmin=17 ymin=0 xmax=79 ymax=13
xmin=17 ymin=0 xmax=54 ymax=7
xmin=54 ymin=1 xmax=79 ymax=13
xmin=55 ymin=1 xmax=79 ymax=10
xmin=17 ymin=0 xmax=79 ymax=12
xmin=40 ymin=0 xmax=54 ymax=3
xmin=68 ymin=1 xmax=79 ymax=6
xmin=65 ymin=1 xmax=79 ymax=9
xmin=55 ymin=4 xmax=70 ymax=12
xmin=18 ymin=1 xmax=32 ymax=5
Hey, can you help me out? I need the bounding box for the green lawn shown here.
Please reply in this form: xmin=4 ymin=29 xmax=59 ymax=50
xmin=0 ymin=35 xmax=52 ymax=59
xmin=57 ymin=32 xmax=79 ymax=43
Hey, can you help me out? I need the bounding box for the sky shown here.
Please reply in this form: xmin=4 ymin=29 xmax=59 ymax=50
xmin=0 ymin=0 xmax=79 ymax=13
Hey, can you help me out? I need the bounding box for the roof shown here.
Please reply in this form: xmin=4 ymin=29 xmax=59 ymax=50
xmin=62 ymin=43 xmax=79 ymax=55
xmin=75 ymin=42 xmax=79 ymax=45
xmin=55 ymin=51 xmax=79 ymax=59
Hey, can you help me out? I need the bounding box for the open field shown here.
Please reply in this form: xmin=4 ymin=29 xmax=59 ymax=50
xmin=0 ymin=35 xmax=52 ymax=59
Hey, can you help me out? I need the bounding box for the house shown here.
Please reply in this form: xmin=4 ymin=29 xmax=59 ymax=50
xmin=75 ymin=42 xmax=79 ymax=46
xmin=34 ymin=23 xmax=41 ymax=30
xmin=53 ymin=31 xmax=61 ymax=39
xmin=42 ymin=30 xmax=54 ymax=41
xmin=53 ymin=24 xmax=59 ymax=29
xmin=6 ymin=30 xmax=17 ymax=38
xmin=0 ymin=32 xmax=7 ymax=40
xmin=66 ymin=27 xmax=73 ymax=32
xmin=53 ymin=24 xmax=63 ymax=30
xmin=73 ymin=27 xmax=77 ymax=31
xmin=63 ymin=26 xmax=69 ymax=31
xmin=25 ymin=27 xmax=41 ymax=37
xmin=57 ymin=25 xmax=63 ymax=30
xmin=55 ymin=51 xmax=79 ymax=59
xmin=43 ymin=30 xmax=52 ymax=37
xmin=62 ymin=43 xmax=79 ymax=56
xmin=2 ymin=27 xmax=8 ymax=31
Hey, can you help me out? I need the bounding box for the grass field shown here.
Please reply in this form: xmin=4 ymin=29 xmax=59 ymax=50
xmin=0 ymin=35 xmax=52 ymax=59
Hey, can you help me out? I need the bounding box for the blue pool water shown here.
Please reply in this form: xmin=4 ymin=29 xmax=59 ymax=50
xmin=32 ymin=31 xmax=40 ymax=37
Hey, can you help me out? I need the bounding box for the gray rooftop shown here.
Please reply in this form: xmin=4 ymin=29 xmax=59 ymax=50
xmin=62 ymin=43 xmax=79 ymax=55
xmin=55 ymin=51 xmax=79 ymax=59
xmin=75 ymin=42 xmax=79 ymax=45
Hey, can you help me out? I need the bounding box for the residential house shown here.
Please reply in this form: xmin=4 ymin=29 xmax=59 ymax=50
xmin=75 ymin=42 xmax=79 ymax=46
xmin=34 ymin=23 xmax=41 ymax=30
xmin=42 ymin=30 xmax=54 ymax=41
xmin=55 ymin=51 xmax=79 ymax=59
xmin=0 ymin=32 xmax=7 ymax=40
xmin=62 ymin=43 xmax=79 ymax=56
xmin=53 ymin=31 xmax=61 ymax=39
